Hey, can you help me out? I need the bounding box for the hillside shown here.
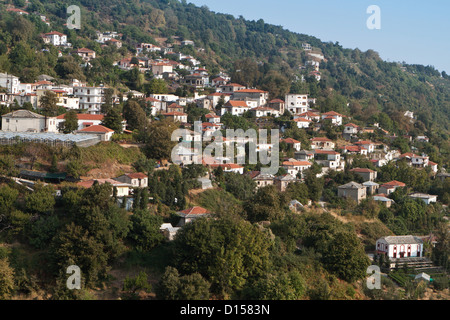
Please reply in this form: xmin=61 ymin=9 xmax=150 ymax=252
xmin=0 ymin=0 xmax=448 ymax=160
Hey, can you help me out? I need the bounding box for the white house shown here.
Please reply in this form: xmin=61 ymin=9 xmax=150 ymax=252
xmin=42 ymin=31 xmax=68 ymax=46
xmin=376 ymin=235 xmax=424 ymax=259
xmin=136 ymin=43 xmax=161 ymax=54
xmin=281 ymin=138 xmax=301 ymax=151
xmin=310 ymin=137 xmax=335 ymax=150
xmin=250 ymin=106 xmax=280 ymax=118
xmin=344 ymin=123 xmax=361 ymax=135
xmin=321 ymin=111 xmax=344 ymax=126
xmin=77 ymin=179 xmax=132 ymax=197
xmin=1 ymin=110 xmax=57 ymax=133
xmin=282 ymin=160 xmax=312 ymax=178
xmin=0 ymin=72 xmax=20 ymax=94
xmin=232 ymin=89 xmax=269 ymax=107
xmin=408 ymin=193 xmax=438 ymax=205
xmin=285 ymin=94 xmax=308 ymax=114
xmin=293 ymin=117 xmax=312 ymax=128
xmin=78 ymin=125 xmax=115 ymax=141
xmin=55 ymin=113 xmax=104 ymax=131
xmin=210 ymin=163 xmax=244 ymax=174
xmin=163 ymin=111 xmax=188 ymax=123
xmin=354 ymin=141 xmax=375 ymax=153
xmin=73 ymin=86 xmax=105 ymax=114
xmin=221 ymin=100 xmax=250 ymax=116
xmin=115 ymin=172 xmax=148 ymax=188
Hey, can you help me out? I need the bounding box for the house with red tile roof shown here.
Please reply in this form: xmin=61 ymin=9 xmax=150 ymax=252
xmin=115 ymin=172 xmax=148 ymax=188
xmin=162 ymin=111 xmax=188 ymax=123
xmin=280 ymin=138 xmax=301 ymax=151
xmin=293 ymin=117 xmax=312 ymax=128
xmin=350 ymin=168 xmax=378 ymax=182
xmin=343 ymin=123 xmax=361 ymax=135
xmin=221 ymin=100 xmax=251 ymax=116
xmin=232 ymin=89 xmax=269 ymax=107
xmin=75 ymin=48 xmax=96 ymax=61
xmin=176 ymin=206 xmax=212 ymax=226
xmin=310 ymin=137 xmax=335 ymax=150
xmin=282 ymin=160 xmax=312 ymax=177
xmin=354 ymin=140 xmax=375 ymax=153
xmin=42 ymin=31 xmax=68 ymax=46
xmin=56 ymin=113 xmax=105 ymax=131
xmin=77 ymin=179 xmax=133 ymax=197
xmin=6 ymin=8 xmax=29 ymax=15
xmin=219 ymin=83 xmax=246 ymax=94
xmin=378 ymin=180 xmax=406 ymax=195
xmin=296 ymin=111 xmax=320 ymax=121
xmin=209 ymin=163 xmax=244 ymax=174
xmin=78 ymin=125 xmax=115 ymax=141
xmin=268 ymin=99 xmax=285 ymax=114
xmin=321 ymin=111 xmax=344 ymax=125
xmin=342 ymin=145 xmax=368 ymax=156
xmin=250 ymin=106 xmax=280 ymax=118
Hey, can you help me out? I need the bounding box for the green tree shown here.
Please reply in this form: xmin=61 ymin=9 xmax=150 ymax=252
xmin=122 ymin=271 xmax=152 ymax=300
xmin=101 ymin=108 xmax=123 ymax=133
xmin=321 ymin=232 xmax=371 ymax=282
xmin=144 ymin=78 xmax=168 ymax=94
xmin=244 ymin=185 xmax=287 ymax=222
xmin=39 ymin=90 xmax=59 ymax=117
xmin=24 ymin=184 xmax=56 ymax=214
xmin=0 ymin=185 xmax=19 ymax=215
xmin=156 ymin=266 xmax=181 ymax=300
xmin=141 ymin=119 xmax=178 ymax=160
xmin=173 ymin=216 xmax=272 ymax=297
xmin=177 ymin=273 xmax=211 ymax=300
xmin=123 ymin=100 xmax=147 ymax=131
xmin=58 ymin=110 xmax=79 ymax=134
xmin=0 ymin=258 xmax=15 ymax=300
xmin=128 ymin=209 xmax=164 ymax=251
xmin=49 ymin=223 xmax=109 ymax=287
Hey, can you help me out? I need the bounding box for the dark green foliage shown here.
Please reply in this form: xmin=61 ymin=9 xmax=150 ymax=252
xmin=172 ymin=216 xmax=272 ymax=297
xmin=321 ymin=232 xmax=371 ymax=283
xmin=156 ymin=266 xmax=210 ymax=300
xmin=24 ymin=184 xmax=55 ymax=214
xmin=128 ymin=209 xmax=164 ymax=251
xmin=58 ymin=110 xmax=78 ymax=134
xmin=122 ymin=271 xmax=152 ymax=300
xmin=222 ymin=172 xmax=256 ymax=201
xmin=244 ymin=185 xmax=287 ymax=222
xmin=102 ymin=108 xmax=123 ymax=133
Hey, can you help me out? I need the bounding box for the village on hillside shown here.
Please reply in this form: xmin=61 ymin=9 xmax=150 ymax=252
xmin=0 ymin=3 xmax=448 ymax=302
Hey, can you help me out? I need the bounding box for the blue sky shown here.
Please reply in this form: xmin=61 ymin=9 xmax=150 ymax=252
xmin=188 ymin=0 xmax=450 ymax=73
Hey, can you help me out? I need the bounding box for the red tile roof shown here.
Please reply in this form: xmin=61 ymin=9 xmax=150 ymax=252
xmin=225 ymin=100 xmax=248 ymax=108
xmin=381 ymin=180 xmax=406 ymax=187
xmin=79 ymin=125 xmax=114 ymax=133
xmin=281 ymin=138 xmax=301 ymax=144
xmin=294 ymin=117 xmax=312 ymax=122
xmin=179 ymin=206 xmax=211 ymax=215
xmin=269 ymin=99 xmax=284 ymax=103
xmin=350 ymin=168 xmax=375 ymax=173
xmin=126 ymin=172 xmax=148 ymax=179
xmin=57 ymin=113 xmax=104 ymax=121
xmin=322 ymin=111 xmax=344 ymax=117
xmin=311 ymin=137 xmax=332 ymax=142
xmin=283 ymin=160 xmax=312 ymax=166
xmin=235 ymin=89 xmax=268 ymax=94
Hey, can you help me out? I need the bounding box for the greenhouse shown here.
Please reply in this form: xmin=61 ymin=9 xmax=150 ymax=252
xmin=0 ymin=131 xmax=101 ymax=147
